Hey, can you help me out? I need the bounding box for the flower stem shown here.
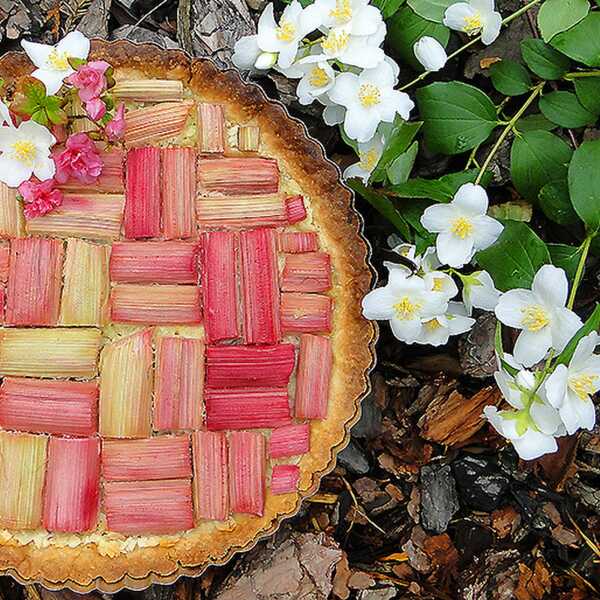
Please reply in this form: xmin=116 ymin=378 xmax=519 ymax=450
xmin=564 ymin=70 xmax=600 ymax=80
xmin=398 ymin=0 xmax=543 ymax=92
xmin=474 ymin=82 xmax=544 ymax=185
xmin=567 ymin=234 xmax=594 ymax=310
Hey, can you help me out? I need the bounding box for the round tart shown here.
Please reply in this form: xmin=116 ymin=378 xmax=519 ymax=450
xmin=0 ymin=40 xmax=375 ymax=591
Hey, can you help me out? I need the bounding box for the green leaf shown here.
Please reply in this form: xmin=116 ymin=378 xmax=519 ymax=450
xmin=510 ymin=131 xmax=573 ymax=200
xmin=416 ymin=81 xmax=498 ymax=155
xmin=538 ymin=180 xmax=580 ymax=224
xmin=538 ymin=0 xmax=590 ymax=42
xmin=475 ymin=221 xmax=551 ymax=291
xmin=30 ymin=109 xmax=48 ymax=126
xmin=347 ymin=179 xmax=411 ymax=238
xmin=574 ymin=77 xmax=600 ymax=114
xmin=515 ymin=113 xmax=557 ymax=132
xmin=539 ymin=91 xmax=596 ymax=127
xmin=387 ymin=142 xmax=419 ymax=184
xmin=488 ymin=201 xmax=532 ymax=222
xmin=568 ymin=139 xmax=600 ymax=231
xmin=555 ymin=303 xmax=600 ymax=366
xmin=521 ymin=38 xmax=571 ymax=79
xmin=371 ymin=120 xmax=422 ymax=182
xmin=387 ymin=169 xmax=486 ymax=202
xmin=548 ymin=243 xmax=581 ymax=280
xmin=388 ymin=7 xmax=450 ymax=70
xmin=372 ymin=0 xmax=406 ymax=18
xmin=406 ymin=0 xmax=453 ymax=22
xmin=489 ymin=60 xmax=532 ymax=96
xmin=398 ymin=198 xmax=437 ymax=251
xmin=495 ymin=321 xmax=520 ymax=377
xmin=551 ymin=13 xmax=600 ymax=66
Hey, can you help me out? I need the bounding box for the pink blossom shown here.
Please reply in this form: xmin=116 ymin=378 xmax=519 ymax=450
xmin=18 ymin=179 xmax=63 ymax=219
xmin=53 ymin=133 xmax=103 ymax=185
xmin=85 ymin=97 xmax=106 ymax=121
xmin=105 ymin=102 xmax=126 ymax=142
xmin=66 ymin=60 xmax=111 ymax=103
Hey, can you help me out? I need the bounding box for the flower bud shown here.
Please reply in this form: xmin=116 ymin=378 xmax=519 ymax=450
xmin=254 ymin=52 xmax=278 ymax=70
xmin=413 ymin=36 xmax=447 ymax=72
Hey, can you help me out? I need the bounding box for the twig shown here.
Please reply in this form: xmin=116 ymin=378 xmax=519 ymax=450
xmin=132 ymin=0 xmax=170 ymax=29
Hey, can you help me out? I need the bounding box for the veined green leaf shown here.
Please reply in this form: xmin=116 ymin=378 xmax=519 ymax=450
xmin=555 ymin=303 xmax=600 ymax=366
xmin=574 ymin=77 xmax=600 ymax=114
xmin=568 ymin=140 xmax=600 ymax=231
xmin=387 ymin=142 xmax=419 ymax=185
xmin=387 ymin=169 xmax=486 ymax=202
xmin=407 ymin=0 xmax=454 ymax=22
xmin=489 ymin=60 xmax=532 ymax=96
xmin=551 ymin=13 xmax=600 ymax=66
xmin=538 ymin=180 xmax=579 ymax=225
xmin=539 ymin=91 xmax=596 ymax=128
xmin=515 ymin=113 xmax=557 ymax=133
xmin=371 ymin=120 xmax=422 ymax=183
xmin=548 ymin=243 xmax=581 ymax=281
xmin=372 ymin=0 xmax=406 ymax=18
xmin=538 ymin=0 xmax=590 ymax=42
xmin=521 ymin=38 xmax=571 ymax=80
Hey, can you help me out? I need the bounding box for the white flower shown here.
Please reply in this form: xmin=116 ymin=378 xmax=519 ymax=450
xmin=0 ymin=118 xmax=56 ymax=188
xmin=320 ymin=96 xmax=346 ymax=125
xmin=329 ymin=60 xmax=414 ymax=143
xmin=545 ymin=333 xmax=600 ymax=434
xmin=424 ymin=270 xmax=459 ymax=302
xmin=257 ymin=2 xmax=322 ymax=69
xmin=0 ymin=100 xmax=11 ymax=127
xmin=495 ymin=265 xmax=583 ymax=368
xmin=462 ymin=270 xmax=501 ymax=315
xmin=343 ymin=134 xmax=384 ymax=182
xmin=420 ymin=183 xmax=503 ymax=268
xmin=413 ymin=36 xmax=448 ymax=72
xmin=313 ymin=0 xmax=383 ymax=36
xmin=280 ymin=58 xmax=337 ymax=105
xmin=232 ymin=36 xmax=276 ymax=71
xmin=416 ymin=301 xmax=475 ymax=346
xmin=21 ymin=31 xmax=90 ymax=95
xmin=362 ymin=266 xmax=448 ymax=343
xmin=444 ymin=0 xmax=502 ymax=46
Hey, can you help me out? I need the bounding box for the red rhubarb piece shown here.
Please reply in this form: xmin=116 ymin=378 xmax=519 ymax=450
xmin=198 ymin=157 xmax=279 ymax=195
xmin=229 ymin=431 xmax=265 ymax=516
xmin=280 ymin=292 xmax=333 ymax=334
xmin=161 ymin=147 xmax=197 ymax=239
xmin=278 ymin=232 xmax=318 ymax=253
xmin=281 ymin=252 xmax=332 ymax=293
xmin=269 ymin=423 xmax=310 ymax=458
xmin=271 ymin=464 xmax=300 ymax=495
xmin=285 ymin=195 xmax=307 ymax=224
xmin=125 ymin=146 xmax=161 ymax=238
xmin=295 ymin=334 xmax=332 ymax=419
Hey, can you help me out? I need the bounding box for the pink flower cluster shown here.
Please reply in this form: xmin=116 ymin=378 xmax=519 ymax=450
xmin=67 ymin=61 xmax=111 ymax=121
xmin=18 ymin=179 xmax=63 ymax=220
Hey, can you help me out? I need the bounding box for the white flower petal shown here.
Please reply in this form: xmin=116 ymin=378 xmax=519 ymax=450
xmin=30 ymin=68 xmax=67 ymax=95
xmin=341 ymin=42 xmax=385 ymax=69
xmin=0 ymin=101 xmax=12 ymax=127
xmin=513 ymin=327 xmax=552 ymax=367
xmin=453 ymin=183 xmax=488 ymax=214
xmin=20 ymin=39 xmax=54 ymax=69
xmin=420 ymin=204 xmax=456 ymax=233
xmin=257 ymin=4 xmax=280 ymax=52
xmin=570 ymin=332 xmax=600 ymax=370
xmin=379 ymin=89 xmax=414 ymax=122
xmin=322 ymin=103 xmax=345 ymax=126
xmin=343 ymin=106 xmax=380 ymax=143
xmin=530 ymin=401 xmax=561 ymax=435
xmin=436 ymin=231 xmax=475 ymax=268
xmin=551 ymin=308 xmax=583 ymax=353
xmin=328 ymin=72 xmax=359 ymax=106
xmin=470 ymin=0 xmax=496 ymax=12
xmin=545 ymin=364 xmax=568 ymax=409
xmin=495 ymin=289 xmax=534 ymax=328
xmin=351 ymin=5 xmax=383 ymax=36
xmin=469 ymin=271 xmax=500 ymax=312
xmin=56 ymin=31 xmax=90 ymax=59
xmin=532 ymin=265 xmax=568 ymax=308
xmin=481 ymin=11 xmax=502 ymax=45
xmin=232 ymin=36 xmax=262 ymax=70
xmin=20 ymin=119 xmax=56 ymax=147
xmin=447 ymin=313 xmax=475 ymax=336
xmin=33 ymin=155 xmax=56 ymax=181
xmin=413 ymin=36 xmax=448 ymax=72
xmin=362 ymin=286 xmax=397 ymax=319
xmin=443 ymin=3 xmax=477 ymax=31
xmin=390 ymin=316 xmax=422 ymax=343
xmin=0 ymin=155 xmax=32 ymax=187
xmin=512 ymin=430 xmax=557 ymax=461
xmin=472 ymin=215 xmax=503 ymax=250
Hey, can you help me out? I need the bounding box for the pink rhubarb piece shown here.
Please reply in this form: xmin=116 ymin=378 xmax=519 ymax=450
xmin=197 ymin=157 xmax=279 ymax=195
xmin=279 ymin=232 xmax=318 ymax=254
xmin=281 ymin=252 xmax=332 ymax=293
xmin=271 ymin=464 xmax=300 ymax=495
xmin=280 ymin=292 xmax=333 ymax=334
xmin=125 ymin=146 xmax=161 ymax=238
xmin=229 ymin=431 xmax=265 ymax=516
xmin=161 ymin=147 xmax=197 ymax=239
xmin=269 ymin=423 xmax=310 ymax=458
xmin=285 ymin=195 xmax=307 ymax=224
xmin=295 ymin=334 xmax=333 ymax=419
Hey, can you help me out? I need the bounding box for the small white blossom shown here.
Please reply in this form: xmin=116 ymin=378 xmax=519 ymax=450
xmin=232 ymin=36 xmax=276 ymax=71
xmin=413 ymin=36 xmax=448 ymax=72
xmin=362 ymin=266 xmax=448 ymax=343
xmin=281 ymin=57 xmax=337 ymax=105
xmin=313 ymin=0 xmax=383 ymax=36
xmin=21 ymin=31 xmax=90 ymax=95
xmin=462 ymin=270 xmax=501 ymax=315
xmin=343 ymin=134 xmax=384 ymax=183
xmin=420 ymin=183 xmax=503 ymax=268
xmin=329 ymin=60 xmax=414 ymax=142
xmin=320 ymin=96 xmax=346 ymax=126
xmin=416 ymin=301 xmax=475 ymax=346
xmin=424 ymin=270 xmax=459 ymax=302
xmin=495 ymin=265 xmax=583 ymax=368
xmin=545 ymin=332 xmax=600 ymax=434
xmin=444 ymin=0 xmax=502 ymax=46
xmin=0 ymin=118 xmax=56 ymax=188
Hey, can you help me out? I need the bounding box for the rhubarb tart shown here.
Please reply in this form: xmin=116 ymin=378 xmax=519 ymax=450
xmin=0 ymin=40 xmax=375 ymax=591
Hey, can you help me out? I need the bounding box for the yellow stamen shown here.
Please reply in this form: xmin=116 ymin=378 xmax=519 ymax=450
xmin=463 ymin=13 xmax=483 ymax=35
xmin=432 ymin=277 xmax=445 ymax=292
xmin=569 ymin=374 xmax=598 ymax=399
xmin=47 ymin=49 xmax=70 ymax=71
xmin=521 ymin=305 xmax=550 ymax=332
xmin=358 ymin=83 xmax=381 ymax=107
xmin=329 ymin=0 xmax=353 ymax=24
xmin=358 ymin=148 xmax=379 ymax=171
xmin=322 ymin=30 xmax=350 ymax=54
xmin=309 ymin=67 xmax=330 ymax=88
xmin=450 ymin=217 xmax=474 ymax=239
xmin=393 ymin=296 xmax=422 ymax=320
xmin=424 ymin=319 xmax=442 ymax=331
xmin=11 ymin=141 xmax=37 ymax=166
xmin=276 ymin=19 xmax=296 ymax=42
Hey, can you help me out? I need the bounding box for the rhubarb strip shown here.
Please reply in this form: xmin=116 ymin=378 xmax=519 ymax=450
xmin=269 ymin=423 xmax=310 ymax=458
xmin=280 ymin=292 xmax=333 ymax=334
xmin=281 ymin=252 xmax=332 ymax=293
xmin=59 ymin=148 xmax=124 ymax=193
xmin=60 ymin=238 xmax=110 ymax=326
xmin=192 ymin=431 xmax=229 ymax=521
xmin=295 ymin=334 xmax=332 ymax=419
xmin=113 ymin=79 xmax=184 ymax=102
xmin=229 ymin=431 xmax=265 ymax=516
xmin=104 ymin=479 xmax=194 ymax=535
xmin=0 ymin=182 xmax=25 ymax=238
xmin=201 ymin=231 xmax=239 ymax=343
xmin=205 ymin=344 xmax=295 ymax=389
xmin=0 ymin=432 xmax=47 ymax=529
xmin=279 ymin=232 xmax=318 ymax=254
xmin=196 ymin=194 xmax=287 ymax=229
xmin=25 ymin=194 xmax=125 ymax=240
xmin=124 ymin=100 xmax=194 ymax=146
xmin=206 ymin=387 xmax=291 ymax=430
xmin=99 ymin=330 xmax=153 ymax=438
xmin=198 ymin=157 xmax=279 ymax=195
xmin=0 ymin=242 xmax=9 ymax=282
xmin=197 ymin=103 xmax=225 ymax=154
xmin=43 ymin=437 xmax=100 ymax=532
xmin=125 ymin=147 xmax=161 ymax=239
xmin=240 ymin=228 xmax=281 ymax=344
xmin=6 ymin=238 xmax=64 ymax=326
xmin=111 ymin=284 xmax=202 ymax=324
xmin=0 ymin=377 xmax=98 ymax=436
xmin=285 ymin=195 xmax=307 ymax=224
xmin=0 ymin=328 xmax=101 ymax=378
xmin=162 ymin=147 xmax=197 ymax=239
xmin=271 ymin=465 xmax=300 ymax=495
xmin=154 ymin=336 xmax=204 ymax=431
xmin=110 ymin=241 xmax=199 ymax=284
xmin=102 ymin=435 xmax=192 ymax=481
xmin=238 ymin=126 xmax=260 ymax=152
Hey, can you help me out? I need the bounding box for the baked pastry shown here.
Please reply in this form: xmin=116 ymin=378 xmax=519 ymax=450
xmin=0 ymin=40 xmax=375 ymax=591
